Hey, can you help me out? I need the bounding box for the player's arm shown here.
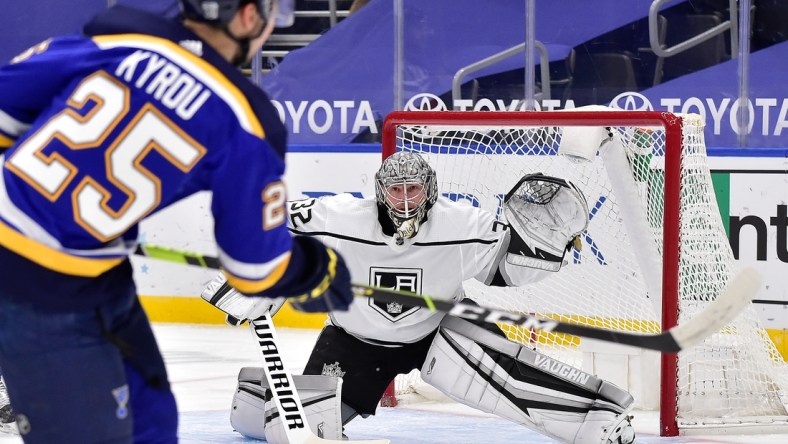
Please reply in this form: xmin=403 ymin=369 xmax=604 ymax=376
xmin=0 ymin=37 xmax=89 ymax=150
xmin=202 ymin=233 xmax=349 ymax=319
xmin=481 ymin=173 xmax=589 ymax=287
xmin=203 ymin=195 xmax=337 ymax=322
xmin=209 ymin=140 xmax=352 ymax=314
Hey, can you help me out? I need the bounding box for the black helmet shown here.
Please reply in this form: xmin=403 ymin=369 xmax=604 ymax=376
xmin=179 ymin=0 xmax=270 ymax=27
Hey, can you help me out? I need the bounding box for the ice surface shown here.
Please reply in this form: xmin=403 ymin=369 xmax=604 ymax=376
xmin=2 ymin=324 xmax=787 ymax=443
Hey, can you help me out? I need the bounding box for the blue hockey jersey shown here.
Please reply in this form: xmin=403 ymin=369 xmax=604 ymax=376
xmin=0 ymin=6 xmax=295 ymax=304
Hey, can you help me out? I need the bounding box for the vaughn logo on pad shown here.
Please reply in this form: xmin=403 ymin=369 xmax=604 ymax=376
xmin=533 ymin=355 xmax=591 ymax=385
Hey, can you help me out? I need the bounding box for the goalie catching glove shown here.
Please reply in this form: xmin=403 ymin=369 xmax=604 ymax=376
xmin=503 ymin=173 xmax=589 ymax=271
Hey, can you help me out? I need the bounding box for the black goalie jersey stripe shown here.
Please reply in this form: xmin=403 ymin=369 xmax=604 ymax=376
xmin=289 ymin=229 xmax=498 ymax=247
xmin=413 ymin=238 xmax=498 ymax=246
xmin=288 ymin=229 xmax=387 ymax=246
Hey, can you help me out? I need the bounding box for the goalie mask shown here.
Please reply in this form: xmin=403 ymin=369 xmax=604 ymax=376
xmin=375 ymin=152 xmax=438 ymax=245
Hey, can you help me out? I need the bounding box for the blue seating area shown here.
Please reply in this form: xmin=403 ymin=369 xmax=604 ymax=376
xmin=2 ymin=1 xmax=785 ymax=148
xmin=255 ymin=0 xmax=784 ymax=148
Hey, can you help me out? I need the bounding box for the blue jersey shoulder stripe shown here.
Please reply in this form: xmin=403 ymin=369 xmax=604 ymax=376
xmin=91 ymin=34 xmax=264 ymax=138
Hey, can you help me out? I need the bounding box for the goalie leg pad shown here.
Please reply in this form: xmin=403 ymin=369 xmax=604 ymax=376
xmin=230 ymin=367 xmax=343 ymax=443
xmin=421 ymin=316 xmax=634 ymax=444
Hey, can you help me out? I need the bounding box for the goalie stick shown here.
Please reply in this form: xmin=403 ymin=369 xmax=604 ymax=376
xmin=351 ymin=267 xmax=760 ymax=353
xmin=134 ymin=244 xmax=759 ymax=352
xmin=249 ymin=312 xmax=390 ymax=444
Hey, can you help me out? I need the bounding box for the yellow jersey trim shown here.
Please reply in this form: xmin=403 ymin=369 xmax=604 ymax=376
xmin=0 ymin=220 xmax=123 ymax=277
xmin=0 ymin=133 xmax=14 ymax=149
xmin=225 ymin=253 xmax=291 ymax=294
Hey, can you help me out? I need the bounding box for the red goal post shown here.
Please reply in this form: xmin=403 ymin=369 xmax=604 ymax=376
xmin=378 ymin=110 xmax=788 ymax=437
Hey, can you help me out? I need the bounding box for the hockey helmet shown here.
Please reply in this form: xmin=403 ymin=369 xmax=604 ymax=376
xmin=179 ymin=0 xmax=273 ymax=27
xmin=375 ymin=152 xmax=438 ymax=243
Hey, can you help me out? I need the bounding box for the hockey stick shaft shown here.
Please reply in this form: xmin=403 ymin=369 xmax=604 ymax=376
xmin=133 ymin=243 xmax=221 ymax=269
xmin=249 ymin=313 xmax=312 ymax=444
xmin=249 ymin=313 xmax=389 ymax=444
xmin=351 ymin=267 xmax=760 ymax=353
xmin=136 ymin=244 xmax=759 ymax=352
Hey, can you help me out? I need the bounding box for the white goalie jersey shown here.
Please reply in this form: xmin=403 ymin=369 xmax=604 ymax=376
xmin=287 ymin=193 xmax=546 ymax=344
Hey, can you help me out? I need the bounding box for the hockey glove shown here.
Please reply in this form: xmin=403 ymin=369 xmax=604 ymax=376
xmin=288 ymin=247 xmax=353 ymax=313
xmin=201 ymin=273 xmax=286 ymax=326
xmin=503 ymin=173 xmax=589 ymax=271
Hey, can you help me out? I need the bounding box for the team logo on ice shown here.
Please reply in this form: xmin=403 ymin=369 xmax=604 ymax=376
xmin=321 ymin=362 xmax=346 ymax=378
xmin=368 ymin=268 xmax=422 ymax=321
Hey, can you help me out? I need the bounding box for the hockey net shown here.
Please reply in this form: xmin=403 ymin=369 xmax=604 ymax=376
xmin=379 ymin=109 xmax=788 ymax=436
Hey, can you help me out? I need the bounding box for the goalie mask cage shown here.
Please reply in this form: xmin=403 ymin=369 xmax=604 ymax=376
xmin=379 ymin=110 xmax=788 ymax=437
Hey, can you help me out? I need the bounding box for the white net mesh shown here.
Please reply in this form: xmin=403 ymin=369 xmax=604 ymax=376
xmin=383 ymin=111 xmax=788 ymax=433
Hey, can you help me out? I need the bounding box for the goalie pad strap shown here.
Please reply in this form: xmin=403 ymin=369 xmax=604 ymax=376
xmin=231 ymin=368 xmax=343 ymax=443
xmin=421 ymin=316 xmax=634 ymax=443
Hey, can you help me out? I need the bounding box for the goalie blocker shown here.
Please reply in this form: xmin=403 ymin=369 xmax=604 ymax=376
xmin=201 ymin=272 xmax=286 ymax=326
xmin=231 ymin=368 xmax=344 ymax=443
xmin=423 ymin=316 xmax=635 ymax=444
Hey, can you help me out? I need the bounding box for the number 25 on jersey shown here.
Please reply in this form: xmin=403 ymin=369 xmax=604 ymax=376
xmin=5 ymin=71 xmax=206 ymax=242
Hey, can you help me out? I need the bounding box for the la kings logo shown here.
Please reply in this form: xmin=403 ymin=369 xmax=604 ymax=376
xmin=369 ymin=267 xmax=422 ymax=321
